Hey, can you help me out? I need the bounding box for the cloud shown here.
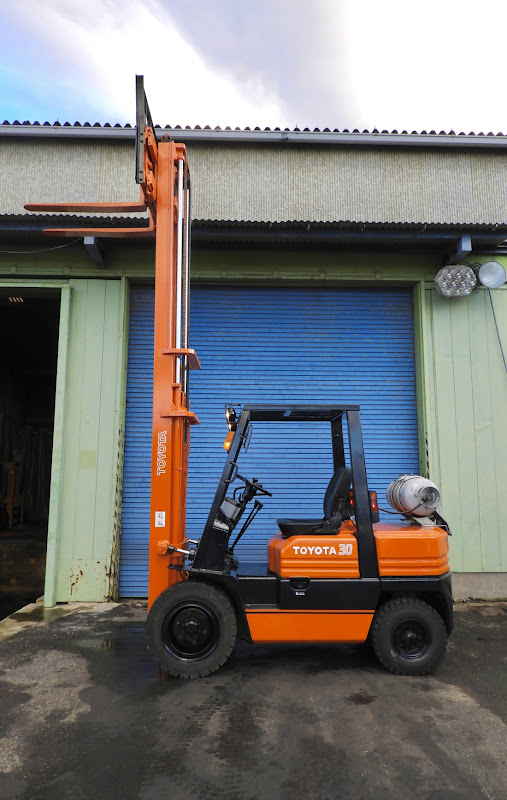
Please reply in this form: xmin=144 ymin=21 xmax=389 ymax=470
xmin=339 ymin=0 xmax=507 ymax=133
xmin=164 ymin=0 xmax=361 ymax=129
xmin=1 ymin=0 xmax=290 ymax=127
xmin=2 ymin=0 xmax=507 ymax=132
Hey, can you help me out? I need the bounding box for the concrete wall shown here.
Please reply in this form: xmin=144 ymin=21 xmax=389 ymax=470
xmin=4 ymin=135 xmax=507 ymax=225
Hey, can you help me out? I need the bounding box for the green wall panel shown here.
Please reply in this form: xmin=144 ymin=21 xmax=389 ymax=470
xmin=427 ymin=287 xmax=507 ymax=573
xmin=0 ymin=246 xmax=439 ymax=282
xmin=55 ymin=278 xmax=125 ymax=601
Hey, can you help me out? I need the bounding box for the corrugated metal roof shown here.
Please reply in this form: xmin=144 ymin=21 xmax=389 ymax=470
xmin=2 ymin=121 xmax=507 ymax=148
xmin=2 ymin=120 xmax=507 ymax=136
xmin=0 ymin=213 xmax=148 ymax=227
xmin=2 ymin=215 xmax=505 ymax=231
xmin=2 ymin=215 xmax=505 ymax=253
xmin=190 ymin=220 xmax=507 ymax=250
xmin=195 ymin=219 xmax=507 ymax=231
xmin=2 ymin=136 xmax=507 ymax=227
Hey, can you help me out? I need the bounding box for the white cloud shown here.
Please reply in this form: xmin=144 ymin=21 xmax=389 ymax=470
xmin=3 ymin=0 xmax=507 ymax=132
xmin=3 ymin=0 xmax=289 ymax=127
xmin=337 ymin=0 xmax=507 ymax=132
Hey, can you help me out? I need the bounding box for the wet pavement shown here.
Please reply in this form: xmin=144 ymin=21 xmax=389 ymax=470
xmin=0 ymin=601 xmax=506 ymax=800
xmin=0 ymin=597 xmax=36 ymax=623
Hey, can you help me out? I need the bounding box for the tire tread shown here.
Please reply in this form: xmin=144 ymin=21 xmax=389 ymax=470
xmin=371 ymin=596 xmax=447 ymax=676
xmin=146 ymin=581 xmax=237 ymax=679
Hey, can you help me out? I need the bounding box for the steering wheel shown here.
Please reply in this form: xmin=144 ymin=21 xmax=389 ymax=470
xmin=236 ymin=474 xmax=272 ymax=497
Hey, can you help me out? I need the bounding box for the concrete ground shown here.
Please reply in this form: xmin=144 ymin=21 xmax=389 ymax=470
xmin=0 ymin=601 xmax=506 ymax=800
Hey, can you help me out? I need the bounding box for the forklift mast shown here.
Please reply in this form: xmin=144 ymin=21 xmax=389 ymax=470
xmin=25 ymin=76 xmax=199 ymax=607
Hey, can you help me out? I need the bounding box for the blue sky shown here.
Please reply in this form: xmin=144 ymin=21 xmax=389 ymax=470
xmin=1 ymin=0 xmax=507 ymax=132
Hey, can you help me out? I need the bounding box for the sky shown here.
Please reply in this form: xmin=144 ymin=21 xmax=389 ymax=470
xmin=1 ymin=0 xmax=507 ymax=133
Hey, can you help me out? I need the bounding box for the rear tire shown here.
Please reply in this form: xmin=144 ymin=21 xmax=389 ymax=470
xmin=371 ymin=597 xmax=447 ymax=675
xmin=146 ymin=581 xmax=237 ymax=679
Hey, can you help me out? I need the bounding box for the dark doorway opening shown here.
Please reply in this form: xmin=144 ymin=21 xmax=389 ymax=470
xmin=0 ymin=289 xmax=60 ymax=620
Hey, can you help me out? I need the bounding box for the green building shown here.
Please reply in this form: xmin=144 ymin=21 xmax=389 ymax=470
xmin=0 ymin=123 xmax=506 ymax=605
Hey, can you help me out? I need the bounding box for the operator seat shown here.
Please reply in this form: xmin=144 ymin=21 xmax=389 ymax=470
xmin=277 ymin=466 xmax=352 ymax=538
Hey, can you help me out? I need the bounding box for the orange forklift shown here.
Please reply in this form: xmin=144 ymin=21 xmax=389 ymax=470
xmin=26 ymin=77 xmax=453 ymax=679
xmin=146 ymin=404 xmax=453 ymax=678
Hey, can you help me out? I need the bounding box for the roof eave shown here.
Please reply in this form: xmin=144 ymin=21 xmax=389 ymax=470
xmin=1 ymin=216 xmax=506 ymax=252
xmin=2 ymin=124 xmax=507 ymax=149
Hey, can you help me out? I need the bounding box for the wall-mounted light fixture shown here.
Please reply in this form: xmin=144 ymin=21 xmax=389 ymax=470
xmin=435 ymin=261 xmax=506 ymax=298
xmin=477 ymin=261 xmax=506 ymax=290
xmin=435 ymin=265 xmax=476 ymax=297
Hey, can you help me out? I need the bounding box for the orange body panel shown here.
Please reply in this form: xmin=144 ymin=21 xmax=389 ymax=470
xmin=246 ymin=610 xmax=374 ymax=643
xmin=256 ymin=520 xmax=449 ymax=644
xmin=374 ymin=523 xmax=449 ymax=576
xmin=268 ymin=520 xmax=449 ymax=580
xmin=269 ymin=522 xmax=359 ymax=578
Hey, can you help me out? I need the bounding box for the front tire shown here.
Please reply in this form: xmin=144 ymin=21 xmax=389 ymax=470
xmin=146 ymin=581 xmax=237 ymax=679
xmin=371 ymin=597 xmax=447 ymax=675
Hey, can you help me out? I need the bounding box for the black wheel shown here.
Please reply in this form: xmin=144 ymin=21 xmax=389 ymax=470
xmin=145 ymin=581 xmax=237 ymax=679
xmin=371 ymin=597 xmax=447 ymax=676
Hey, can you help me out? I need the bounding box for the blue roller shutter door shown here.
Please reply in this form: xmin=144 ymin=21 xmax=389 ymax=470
xmin=120 ymin=284 xmax=418 ymax=596
xmin=120 ymin=286 xmax=155 ymax=597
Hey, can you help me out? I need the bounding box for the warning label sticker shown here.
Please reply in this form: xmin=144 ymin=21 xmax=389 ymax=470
xmin=155 ymin=511 xmax=166 ymax=528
